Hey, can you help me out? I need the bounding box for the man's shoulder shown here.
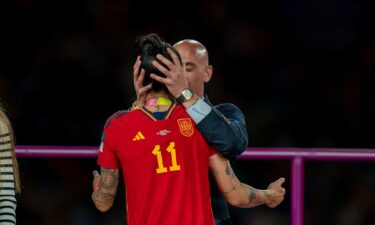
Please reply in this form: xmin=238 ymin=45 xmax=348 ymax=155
xmin=204 ymin=96 xmax=242 ymax=112
xmin=214 ymin=103 xmax=244 ymax=114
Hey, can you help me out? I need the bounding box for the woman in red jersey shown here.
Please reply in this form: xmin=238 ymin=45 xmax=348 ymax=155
xmin=92 ymin=33 xmax=285 ymax=225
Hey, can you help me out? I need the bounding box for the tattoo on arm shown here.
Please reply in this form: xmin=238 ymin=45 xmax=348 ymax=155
xmin=221 ymin=163 xmax=238 ymax=194
xmin=100 ymin=168 xmax=119 ymax=189
xmin=225 ymin=164 xmax=232 ymax=176
xmin=248 ymin=187 xmax=257 ymax=204
xmin=265 ymin=190 xmax=272 ymax=201
xmin=93 ymin=168 xmax=119 ymax=204
xmin=94 ymin=190 xmax=115 ymax=201
xmin=222 ymin=182 xmax=237 ymax=194
xmin=210 ymin=158 xmax=239 ymax=195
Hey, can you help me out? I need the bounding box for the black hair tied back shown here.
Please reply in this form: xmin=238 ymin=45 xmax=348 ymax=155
xmin=137 ymin=33 xmax=181 ymax=92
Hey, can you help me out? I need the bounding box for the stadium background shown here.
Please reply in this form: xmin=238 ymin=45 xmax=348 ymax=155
xmin=0 ymin=0 xmax=374 ymax=224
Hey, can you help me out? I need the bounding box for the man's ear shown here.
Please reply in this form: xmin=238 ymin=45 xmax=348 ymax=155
xmin=204 ymin=65 xmax=213 ymax=83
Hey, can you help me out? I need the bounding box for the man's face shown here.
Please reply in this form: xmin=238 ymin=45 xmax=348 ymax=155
xmin=175 ymin=44 xmax=211 ymax=98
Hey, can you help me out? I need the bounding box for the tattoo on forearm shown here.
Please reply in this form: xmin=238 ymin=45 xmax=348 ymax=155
xmin=248 ymin=187 xmax=257 ymax=204
xmin=222 ymin=183 xmax=237 ymax=194
xmin=225 ymin=165 xmax=231 ymax=176
xmin=95 ymin=191 xmax=115 ymax=201
xmin=221 ymin=164 xmax=238 ymax=194
xmin=100 ymin=168 xmax=118 ymax=189
xmin=211 ymin=166 xmax=237 ymax=194
xmin=265 ymin=190 xmax=271 ymax=201
xmin=225 ymin=163 xmax=235 ymax=178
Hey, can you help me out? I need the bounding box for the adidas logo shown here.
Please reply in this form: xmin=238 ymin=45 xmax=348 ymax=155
xmin=133 ymin=131 xmax=145 ymax=141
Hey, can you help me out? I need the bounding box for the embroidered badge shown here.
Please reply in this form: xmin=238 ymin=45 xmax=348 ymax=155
xmin=157 ymin=129 xmax=171 ymax=136
xmin=177 ymin=118 xmax=194 ymax=137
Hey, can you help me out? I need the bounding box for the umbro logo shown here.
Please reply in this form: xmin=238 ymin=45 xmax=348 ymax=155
xmin=157 ymin=129 xmax=171 ymax=136
xmin=133 ymin=131 xmax=145 ymax=141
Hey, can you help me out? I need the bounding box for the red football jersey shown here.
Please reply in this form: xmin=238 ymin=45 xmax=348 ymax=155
xmin=98 ymin=103 xmax=217 ymax=225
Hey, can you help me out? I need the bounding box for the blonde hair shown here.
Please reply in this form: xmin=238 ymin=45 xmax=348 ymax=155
xmin=0 ymin=104 xmax=21 ymax=193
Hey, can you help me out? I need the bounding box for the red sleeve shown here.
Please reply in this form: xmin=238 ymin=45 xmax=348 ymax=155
xmin=97 ymin=125 xmax=120 ymax=169
xmin=209 ymin=146 xmax=218 ymax=157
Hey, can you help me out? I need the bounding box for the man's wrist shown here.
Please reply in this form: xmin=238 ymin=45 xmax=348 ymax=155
xmin=175 ymin=88 xmax=194 ymax=104
xmin=182 ymin=94 xmax=199 ymax=109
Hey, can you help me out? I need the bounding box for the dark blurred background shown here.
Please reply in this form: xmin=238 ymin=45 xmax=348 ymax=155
xmin=0 ymin=0 xmax=374 ymax=224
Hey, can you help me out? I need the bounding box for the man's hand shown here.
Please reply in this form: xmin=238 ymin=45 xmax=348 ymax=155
xmin=133 ymin=56 xmax=152 ymax=108
xmin=150 ymin=48 xmax=189 ymax=98
xmin=266 ymin=178 xmax=286 ymax=208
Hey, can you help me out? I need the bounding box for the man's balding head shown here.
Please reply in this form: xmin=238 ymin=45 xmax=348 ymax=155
xmin=173 ymin=39 xmax=213 ymax=97
xmin=174 ymin=39 xmax=210 ymax=66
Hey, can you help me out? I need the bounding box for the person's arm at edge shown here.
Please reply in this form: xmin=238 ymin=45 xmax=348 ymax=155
xmin=92 ymin=167 xmax=119 ymax=212
xmin=209 ymin=154 xmax=285 ymax=208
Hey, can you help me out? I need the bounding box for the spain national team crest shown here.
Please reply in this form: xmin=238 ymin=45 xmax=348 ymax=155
xmin=177 ymin=118 xmax=194 ymax=137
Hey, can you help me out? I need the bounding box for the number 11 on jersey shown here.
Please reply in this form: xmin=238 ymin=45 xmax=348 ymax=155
xmin=152 ymin=142 xmax=181 ymax=174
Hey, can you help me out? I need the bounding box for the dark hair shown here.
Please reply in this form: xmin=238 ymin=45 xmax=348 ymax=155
xmin=137 ymin=33 xmax=181 ymax=92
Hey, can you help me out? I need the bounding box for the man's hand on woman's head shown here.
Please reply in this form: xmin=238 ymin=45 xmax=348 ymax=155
xmin=150 ymin=48 xmax=189 ymax=98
